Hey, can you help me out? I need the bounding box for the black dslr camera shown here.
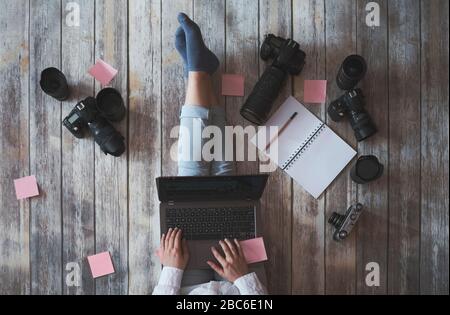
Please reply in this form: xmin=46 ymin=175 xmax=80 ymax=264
xmin=328 ymin=89 xmax=377 ymax=142
xmin=328 ymin=55 xmax=377 ymax=142
xmin=63 ymin=97 xmax=125 ymax=157
xmin=240 ymin=34 xmax=306 ymax=125
xmin=328 ymin=203 xmax=364 ymax=241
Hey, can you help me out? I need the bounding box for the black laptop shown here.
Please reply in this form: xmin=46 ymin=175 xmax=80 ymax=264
xmin=156 ymin=175 xmax=269 ymax=269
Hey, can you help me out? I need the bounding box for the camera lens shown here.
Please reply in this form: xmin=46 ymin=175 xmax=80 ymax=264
xmin=349 ymin=112 xmax=377 ymax=141
xmin=241 ymin=66 xmax=287 ymax=125
xmin=96 ymin=88 xmax=126 ymax=122
xmin=336 ymin=55 xmax=367 ymax=90
xmin=328 ymin=212 xmax=345 ymax=228
xmin=88 ymin=117 xmax=125 ymax=157
xmin=40 ymin=67 xmax=70 ymax=101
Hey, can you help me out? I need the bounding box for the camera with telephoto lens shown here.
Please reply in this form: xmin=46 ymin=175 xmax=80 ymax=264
xmin=63 ymin=97 xmax=125 ymax=157
xmin=328 ymin=88 xmax=377 ymax=142
xmin=328 ymin=55 xmax=377 ymax=142
xmin=240 ymin=34 xmax=306 ymax=125
xmin=328 ymin=203 xmax=364 ymax=241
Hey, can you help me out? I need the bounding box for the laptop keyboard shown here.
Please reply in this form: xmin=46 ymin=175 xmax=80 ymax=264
xmin=165 ymin=206 xmax=256 ymax=240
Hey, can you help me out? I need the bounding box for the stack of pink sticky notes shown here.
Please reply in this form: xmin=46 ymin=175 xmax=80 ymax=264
xmin=88 ymin=59 xmax=118 ymax=86
xmin=87 ymin=251 xmax=115 ymax=278
xmin=240 ymin=237 xmax=268 ymax=264
xmin=303 ymin=79 xmax=327 ymax=104
xmin=222 ymin=74 xmax=245 ymax=97
xmin=14 ymin=175 xmax=39 ymax=200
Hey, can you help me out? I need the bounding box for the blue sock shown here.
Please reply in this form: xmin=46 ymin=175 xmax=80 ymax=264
xmin=175 ymin=27 xmax=189 ymax=77
xmin=177 ymin=12 xmax=219 ymax=75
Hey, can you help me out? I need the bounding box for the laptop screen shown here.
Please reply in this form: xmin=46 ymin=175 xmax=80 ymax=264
xmin=156 ymin=175 xmax=269 ymax=202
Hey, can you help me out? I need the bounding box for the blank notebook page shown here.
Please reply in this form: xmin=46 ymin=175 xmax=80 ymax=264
xmin=252 ymin=96 xmax=356 ymax=199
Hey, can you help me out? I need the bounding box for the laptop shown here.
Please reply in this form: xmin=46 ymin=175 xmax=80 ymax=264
xmin=156 ymin=175 xmax=269 ymax=269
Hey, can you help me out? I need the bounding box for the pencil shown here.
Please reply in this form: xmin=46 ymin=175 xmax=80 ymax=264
xmin=264 ymin=112 xmax=298 ymax=151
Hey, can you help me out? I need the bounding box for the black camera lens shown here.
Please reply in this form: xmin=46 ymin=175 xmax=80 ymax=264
xmin=328 ymin=212 xmax=345 ymax=228
xmin=349 ymin=111 xmax=377 ymax=141
xmin=88 ymin=116 xmax=125 ymax=156
xmin=336 ymin=55 xmax=367 ymax=90
xmin=40 ymin=67 xmax=70 ymax=101
xmin=96 ymin=88 xmax=126 ymax=122
xmin=241 ymin=66 xmax=287 ymax=125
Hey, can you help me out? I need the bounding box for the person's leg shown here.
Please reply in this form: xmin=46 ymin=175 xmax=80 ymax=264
xmin=177 ymin=73 xmax=214 ymax=176
xmin=176 ymin=13 xmax=219 ymax=75
xmin=176 ymin=13 xmax=226 ymax=177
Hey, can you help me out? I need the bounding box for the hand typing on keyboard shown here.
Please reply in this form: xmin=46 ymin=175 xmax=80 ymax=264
xmin=159 ymin=227 xmax=190 ymax=270
xmin=207 ymin=238 xmax=249 ymax=283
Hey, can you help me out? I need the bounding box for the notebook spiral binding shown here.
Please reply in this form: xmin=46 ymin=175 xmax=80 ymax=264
xmin=281 ymin=124 xmax=327 ymax=171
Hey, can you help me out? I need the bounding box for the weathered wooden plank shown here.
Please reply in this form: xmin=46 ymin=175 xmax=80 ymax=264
xmin=0 ymin=0 xmax=30 ymax=295
xmin=292 ymin=0 xmax=326 ymax=295
xmin=29 ymin=0 xmax=63 ymax=294
xmin=60 ymin=0 xmax=95 ymax=295
xmin=128 ymin=0 xmax=162 ymax=294
xmin=194 ymin=0 xmax=226 ymax=108
xmin=387 ymin=0 xmax=421 ymax=294
xmin=259 ymin=0 xmax=293 ymax=295
xmin=161 ymin=0 xmax=192 ymax=177
xmin=225 ymin=0 xmax=259 ymax=175
xmin=324 ymin=0 xmax=357 ymax=294
xmin=355 ymin=0 xmax=389 ymax=295
xmin=420 ymin=0 xmax=449 ymax=295
xmin=94 ymin=0 xmax=129 ymax=294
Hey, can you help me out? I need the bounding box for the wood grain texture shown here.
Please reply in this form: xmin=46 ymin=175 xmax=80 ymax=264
xmin=225 ymin=0 xmax=259 ymax=175
xmin=29 ymin=0 xmax=63 ymax=295
xmin=161 ymin=0 xmax=192 ymax=177
xmin=128 ymin=0 xmax=162 ymax=294
xmin=94 ymin=0 xmax=129 ymax=294
xmin=0 ymin=0 xmax=30 ymax=295
xmin=259 ymin=0 xmax=293 ymax=295
xmin=356 ymin=0 xmax=389 ymax=295
xmin=419 ymin=0 xmax=449 ymax=295
xmin=292 ymin=0 xmax=326 ymax=295
xmin=388 ymin=0 xmax=421 ymax=295
xmin=61 ymin=0 xmax=95 ymax=295
xmin=324 ymin=0 xmax=357 ymax=295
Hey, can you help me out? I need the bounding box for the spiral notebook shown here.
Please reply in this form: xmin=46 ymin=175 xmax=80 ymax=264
xmin=251 ymin=96 xmax=356 ymax=199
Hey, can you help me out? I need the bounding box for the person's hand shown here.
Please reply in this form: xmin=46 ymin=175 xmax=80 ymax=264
xmin=207 ymin=238 xmax=249 ymax=283
xmin=159 ymin=228 xmax=189 ymax=270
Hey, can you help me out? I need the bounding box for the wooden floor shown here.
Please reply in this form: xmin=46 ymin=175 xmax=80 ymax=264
xmin=0 ymin=0 xmax=448 ymax=295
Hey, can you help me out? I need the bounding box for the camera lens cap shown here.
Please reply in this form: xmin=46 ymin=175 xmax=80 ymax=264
xmin=96 ymin=88 xmax=126 ymax=122
xmin=350 ymin=155 xmax=384 ymax=184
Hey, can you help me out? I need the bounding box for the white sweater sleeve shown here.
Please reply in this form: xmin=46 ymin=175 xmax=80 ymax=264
xmin=152 ymin=267 xmax=184 ymax=295
xmin=233 ymin=272 xmax=268 ymax=295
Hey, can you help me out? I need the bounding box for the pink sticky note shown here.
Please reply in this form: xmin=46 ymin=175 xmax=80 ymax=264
xmin=88 ymin=59 xmax=118 ymax=86
xmin=304 ymin=80 xmax=327 ymax=103
xmin=222 ymin=74 xmax=245 ymax=96
xmin=87 ymin=252 xmax=115 ymax=278
xmin=240 ymin=237 xmax=268 ymax=264
xmin=14 ymin=175 xmax=39 ymax=200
